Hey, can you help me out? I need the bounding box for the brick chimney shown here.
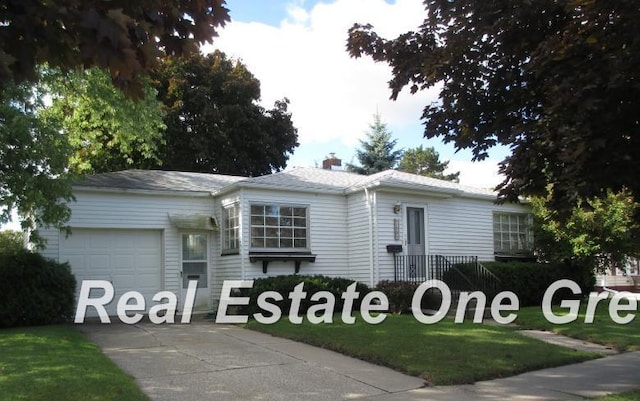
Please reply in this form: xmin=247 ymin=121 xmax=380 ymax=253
xmin=322 ymin=153 xmax=342 ymax=170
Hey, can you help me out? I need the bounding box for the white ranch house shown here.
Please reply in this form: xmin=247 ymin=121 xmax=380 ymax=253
xmin=39 ymin=164 xmax=533 ymax=314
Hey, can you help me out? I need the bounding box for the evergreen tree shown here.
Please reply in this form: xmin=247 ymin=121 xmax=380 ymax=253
xmin=347 ymin=113 xmax=402 ymax=175
xmin=398 ymin=145 xmax=459 ymax=182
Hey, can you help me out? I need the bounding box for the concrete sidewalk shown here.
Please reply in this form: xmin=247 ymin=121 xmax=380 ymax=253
xmin=80 ymin=322 xmax=640 ymax=401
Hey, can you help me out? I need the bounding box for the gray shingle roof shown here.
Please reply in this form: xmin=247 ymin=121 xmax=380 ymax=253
xmin=73 ymin=170 xmax=244 ymax=193
xmin=74 ymin=167 xmax=497 ymax=199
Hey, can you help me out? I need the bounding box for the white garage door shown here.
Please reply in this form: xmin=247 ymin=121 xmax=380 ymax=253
xmin=60 ymin=229 xmax=163 ymax=316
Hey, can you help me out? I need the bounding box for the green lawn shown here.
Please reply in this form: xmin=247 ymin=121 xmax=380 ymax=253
xmin=0 ymin=325 xmax=148 ymax=401
xmin=246 ymin=314 xmax=598 ymax=385
xmin=515 ymin=300 xmax=640 ymax=351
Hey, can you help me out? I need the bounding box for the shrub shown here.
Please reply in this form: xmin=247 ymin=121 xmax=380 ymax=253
xmin=0 ymin=230 xmax=24 ymax=254
xmin=476 ymin=261 xmax=595 ymax=307
xmin=240 ymin=275 xmax=370 ymax=317
xmin=0 ymin=249 xmax=76 ymax=328
xmin=375 ymin=281 xmax=418 ymax=313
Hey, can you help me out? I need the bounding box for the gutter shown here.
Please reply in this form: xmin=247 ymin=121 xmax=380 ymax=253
xmin=73 ymin=186 xmax=214 ymax=198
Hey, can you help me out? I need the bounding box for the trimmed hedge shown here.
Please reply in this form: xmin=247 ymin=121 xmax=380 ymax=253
xmin=239 ymin=275 xmax=370 ymax=317
xmin=375 ymin=281 xmax=417 ymax=313
xmin=476 ymin=261 xmax=595 ymax=307
xmin=0 ymin=249 xmax=76 ymax=328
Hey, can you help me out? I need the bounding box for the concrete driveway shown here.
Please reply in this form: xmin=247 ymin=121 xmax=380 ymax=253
xmin=79 ymin=321 xmax=425 ymax=401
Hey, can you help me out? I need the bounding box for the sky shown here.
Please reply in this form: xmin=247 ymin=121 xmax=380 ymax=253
xmin=206 ymin=0 xmax=510 ymax=186
xmin=1 ymin=0 xmax=509 ymax=231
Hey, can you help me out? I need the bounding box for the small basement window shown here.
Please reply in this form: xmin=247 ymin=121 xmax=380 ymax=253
xmin=182 ymin=233 xmax=208 ymax=288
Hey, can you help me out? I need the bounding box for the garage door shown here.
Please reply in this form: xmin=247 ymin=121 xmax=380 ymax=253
xmin=60 ymin=229 xmax=163 ymax=316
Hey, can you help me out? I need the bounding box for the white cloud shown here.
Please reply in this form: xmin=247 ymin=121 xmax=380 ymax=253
xmin=204 ymin=0 xmax=433 ymax=148
xmin=448 ymin=160 xmax=504 ymax=189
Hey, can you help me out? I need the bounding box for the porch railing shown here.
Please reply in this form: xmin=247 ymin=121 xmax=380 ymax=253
xmin=393 ymin=254 xmax=501 ymax=297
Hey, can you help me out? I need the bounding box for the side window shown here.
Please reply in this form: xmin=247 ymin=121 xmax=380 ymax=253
xmin=493 ymin=213 xmax=533 ymax=255
xmin=182 ymin=233 xmax=208 ymax=288
xmin=223 ymin=204 xmax=240 ymax=252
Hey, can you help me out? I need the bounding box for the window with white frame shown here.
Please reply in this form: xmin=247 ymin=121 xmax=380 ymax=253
xmin=223 ymin=204 xmax=240 ymax=252
xmin=250 ymin=204 xmax=309 ymax=250
xmin=182 ymin=233 xmax=208 ymax=288
xmin=493 ymin=213 xmax=533 ymax=255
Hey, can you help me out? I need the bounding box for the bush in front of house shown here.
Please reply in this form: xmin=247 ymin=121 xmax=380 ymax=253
xmin=374 ymin=280 xmax=418 ymax=313
xmin=240 ymin=275 xmax=370 ymax=317
xmin=0 ymin=249 xmax=76 ymax=328
xmin=477 ymin=261 xmax=595 ymax=307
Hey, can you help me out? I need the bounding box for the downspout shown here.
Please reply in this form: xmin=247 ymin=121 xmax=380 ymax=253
xmin=240 ymin=188 xmax=246 ymax=280
xmin=365 ymin=188 xmax=375 ymax=288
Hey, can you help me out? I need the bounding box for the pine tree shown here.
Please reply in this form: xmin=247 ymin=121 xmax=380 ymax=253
xmin=347 ymin=113 xmax=402 ymax=175
xmin=398 ymin=145 xmax=460 ymax=182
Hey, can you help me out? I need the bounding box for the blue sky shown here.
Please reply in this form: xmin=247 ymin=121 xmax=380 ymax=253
xmin=211 ymin=0 xmax=509 ymax=185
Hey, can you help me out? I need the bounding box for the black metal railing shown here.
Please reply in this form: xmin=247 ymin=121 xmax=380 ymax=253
xmin=393 ymin=254 xmax=501 ymax=297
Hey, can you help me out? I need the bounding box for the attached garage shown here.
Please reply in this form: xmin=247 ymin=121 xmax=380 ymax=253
xmin=60 ymin=228 xmax=163 ymax=316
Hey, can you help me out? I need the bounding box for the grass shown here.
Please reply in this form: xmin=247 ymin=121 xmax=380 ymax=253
xmin=591 ymin=389 xmax=640 ymax=400
xmin=246 ymin=313 xmax=598 ymax=385
xmin=515 ymin=299 xmax=640 ymax=351
xmin=0 ymin=325 xmax=148 ymax=401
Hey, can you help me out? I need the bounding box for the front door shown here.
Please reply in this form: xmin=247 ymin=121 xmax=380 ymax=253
xmin=406 ymin=207 xmax=426 ymax=280
xmin=180 ymin=232 xmax=210 ymax=312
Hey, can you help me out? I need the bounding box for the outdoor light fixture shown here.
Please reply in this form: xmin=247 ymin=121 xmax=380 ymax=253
xmin=393 ymin=202 xmax=402 ymax=214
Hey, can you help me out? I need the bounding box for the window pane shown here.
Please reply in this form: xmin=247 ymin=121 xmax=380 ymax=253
xmin=280 ymin=216 xmax=293 ymax=227
xmin=281 ymin=207 xmax=293 ymax=216
xmin=251 ymin=205 xmax=264 ymax=215
xmin=294 ymin=228 xmax=306 ymax=238
xmin=183 ymin=234 xmax=207 ymax=260
xmin=266 ymin=238 xmax=279 ymax=248
xmin=252 ymin=237 xmax=265 ymax=248
xmin=293 ymin=207 xmax=306 ymax=217
xmin=265 ymin=216 xmax=279 ymax=226
xmin=182 ymin=262 xmax=207 ymax=288
xmin=280 ymin=228 xmax=293 ymax=238
xmin=293 ymin=217 xmax=306 ymax=227
xmin=280 ymin=239 xmax=293 ymax=248
xmin=251 ymin=227 xmax=264 ymax=237
xmin=294 ymin=239 xmax=307 ymax=248
xmin=251 ymin=215 xmax=264 ymax=225
xmin=265 ymin=205 xmax=279 ymax=216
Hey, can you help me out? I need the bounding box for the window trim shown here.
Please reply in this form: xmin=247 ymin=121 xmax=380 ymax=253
xmin=180 ymin=232 xmax=209 ymax=289
xmin=492 ymin=212 xmax=534 ymax=256
xmin=249 ymin=203 xmax=311 ymax=252
xmin=221 ymin=203 xmax=240 ymax=255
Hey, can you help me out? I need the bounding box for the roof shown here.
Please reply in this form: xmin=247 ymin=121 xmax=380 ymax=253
xmin=74 ymin=167 xmax=498 ymax=199
xmin=73 ymin=169 xmax=244 ymax=193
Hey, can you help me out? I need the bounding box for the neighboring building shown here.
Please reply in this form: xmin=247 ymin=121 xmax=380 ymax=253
xmin=39 ymin=165 xmax=532 ymax=315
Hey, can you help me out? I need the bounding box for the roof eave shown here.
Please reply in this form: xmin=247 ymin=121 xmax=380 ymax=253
xmin=73 ymin=185 xmax=214 ymax=198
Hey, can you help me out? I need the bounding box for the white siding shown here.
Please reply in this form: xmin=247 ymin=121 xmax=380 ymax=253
xmin=40 ymin=190 xmax=216 ymax=310
xmin=346 ymin=192 xmax=373 ymax=285
xmin=374 ymin=192 xmax=530 ymax=283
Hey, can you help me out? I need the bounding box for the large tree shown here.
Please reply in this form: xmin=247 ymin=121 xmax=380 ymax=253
xmin=0 ymin=80 xmax=73 ymax=243
xmin=347 ymin=0 xmax=640 ymax=220
xmin=0 ymin=0 xmax=230 ymax=98
xmin=43 ymin=68 xmax=165 ymax=174
xmin=532 ymin=189 xmax=640 ymax=274
xmin=398 ymin=145 xmax=459 ymax=182
xmin=347 ymin=113 xmax=402 ymax=175
xmin=153 ymin=51 xmax=299 ymax=176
